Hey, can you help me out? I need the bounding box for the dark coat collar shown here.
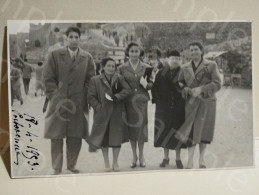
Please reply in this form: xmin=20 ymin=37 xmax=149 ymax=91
xmin=99 ymin=72 xmax=118 ymax=89
xmin=161 ymin=62 xmax=180 ymax=77
xmin=185 ymin=58 xmax=210 ymax=76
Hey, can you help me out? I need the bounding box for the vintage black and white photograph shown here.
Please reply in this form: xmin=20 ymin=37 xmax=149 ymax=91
xmin=8 ymin=21 xmax=253 ymax=178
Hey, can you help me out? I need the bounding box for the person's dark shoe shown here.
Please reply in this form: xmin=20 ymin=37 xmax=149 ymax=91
xmin=160 ymin=158 xmax=170 ymax=167
xmin=68 ymin=167 xmax=80 ymax=174
xmin=175 ymin=160 xmax=184 ymax=169
xmin=130 ymin=162 xmax=137 ymax=168
xmin=20 ymin=100 xmax=23 ymax=105
xmin=199 ymin=164 xmax=206 ymax=169
xmin=35 ymin=92 xmax=37 ymax=97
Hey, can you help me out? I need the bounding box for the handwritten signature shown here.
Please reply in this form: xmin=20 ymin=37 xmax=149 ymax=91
xmin=12 ymin=110 xmax=39 ymax=170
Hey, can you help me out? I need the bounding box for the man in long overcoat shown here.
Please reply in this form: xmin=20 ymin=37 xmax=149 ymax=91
xmin=43 ymin=27 xmax=95 ymax=174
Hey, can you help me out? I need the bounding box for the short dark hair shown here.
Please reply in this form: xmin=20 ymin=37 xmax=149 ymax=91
xmin=189 ymin=41 xmax=204 ymax=57
xmin=166 ymin=50 xmax=180 ymax=58
xmin=38 ymin=62 xmax=43 ymax=66
xmin=125 ymin=42 xmax=144 ymax=57
xmin=101 ymin=57 xmax=116 ymax=69
xmin=66 ymin=27 xmax=81 ymax=37
xmin=189 ymin=41 xmax=204 ymax=51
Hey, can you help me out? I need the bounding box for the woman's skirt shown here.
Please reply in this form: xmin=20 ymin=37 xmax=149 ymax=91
xmin=101 ymin=121 xmax=121 ymax=148
xmin=125 ymin=100 xmax=148 ymax=142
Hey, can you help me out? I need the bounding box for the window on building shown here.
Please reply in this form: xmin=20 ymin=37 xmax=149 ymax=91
xmin=54 ymin=27 xmax=60 ymax=32
xmin=35 ymin=40 xmax=41 ymax=47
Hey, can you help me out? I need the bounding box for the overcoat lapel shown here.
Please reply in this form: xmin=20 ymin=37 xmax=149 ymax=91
xmin=184 ymin=62 xmax=197 ymax=86
xmin=59 ymin=47 xmax=87 ymax=69
xmin=111 ymin=74 xmax=118 ymax=87
xmin=124 ymin=61 xmax=135 ymax=74
xmin=100 ymin=74 xmax=111 ymax=90
xmin=135 ymin=61 xmax=145 ymax=73
xmin=76 ymin=48 xmax=88 ymax=64
xmin=59 ymin=47 xmax=73 ymax=67
xmin=194 ymin=59 xmax=206 ymax=77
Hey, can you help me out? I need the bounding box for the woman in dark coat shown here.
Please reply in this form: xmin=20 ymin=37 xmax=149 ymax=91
xmin=152 ymin=50 xmax=186 ymax=169
xmin=87 ymin=57 xmax=131 ymax=172
xmin=118 ymin=42 xmax=155 ymax=168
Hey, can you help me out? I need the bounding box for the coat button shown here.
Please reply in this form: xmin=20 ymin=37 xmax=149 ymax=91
xmin=134 ymin=89 xmax=137 ymax=92
xmin=135 ymin=74 xmax=137 ymax=77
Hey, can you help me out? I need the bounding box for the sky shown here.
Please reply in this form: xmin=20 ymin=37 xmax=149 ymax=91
xmin=8 ymin=21 xmax=44 ymax=34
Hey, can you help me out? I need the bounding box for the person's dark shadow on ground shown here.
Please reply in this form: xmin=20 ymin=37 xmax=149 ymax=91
xmin=0 ymin=26 xmax=11 ymax=177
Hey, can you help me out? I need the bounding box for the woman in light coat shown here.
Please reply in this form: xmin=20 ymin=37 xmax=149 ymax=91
xmin=175 ymin=42 xmax=221 ymax=169
xmin=118 ymin=42 xmax=155 ymax=168
xmin=87 ymin=57 xmax=131 ymax=172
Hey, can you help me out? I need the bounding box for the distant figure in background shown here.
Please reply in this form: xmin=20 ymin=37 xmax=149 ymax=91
xmin=21 ymin=59 xmax=33 ymax=95
xmin=34 ymin=62 xmax=45 ymax=97
xmin=12 ymin=58 xmax=25 ymax=71
xmin=10 ymin=64 xmax=23 ymax=106
xmin=149 ymin=49 xmax=163 ymax=70
xmin=123 ymin=38 xmax=126 ymax=48
xmin=156 ymin=48 xmax=164 ymax=69
xmin=95 ymin=62 xmax=101 ymax=75
xmin=117 ymin=59 xmax=122 ymax=67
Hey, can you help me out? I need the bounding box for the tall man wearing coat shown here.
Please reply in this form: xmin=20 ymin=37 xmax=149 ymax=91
xmin=43 ymin=27 xmax=95 ymax=174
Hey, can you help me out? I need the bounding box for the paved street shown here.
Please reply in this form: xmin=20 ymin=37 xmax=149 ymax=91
xmin=10 ymin=75 xmax=253 ymax=177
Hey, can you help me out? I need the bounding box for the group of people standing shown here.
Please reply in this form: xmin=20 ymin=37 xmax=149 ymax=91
xmin=42 ymin=26 xmax=221 ymax=175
